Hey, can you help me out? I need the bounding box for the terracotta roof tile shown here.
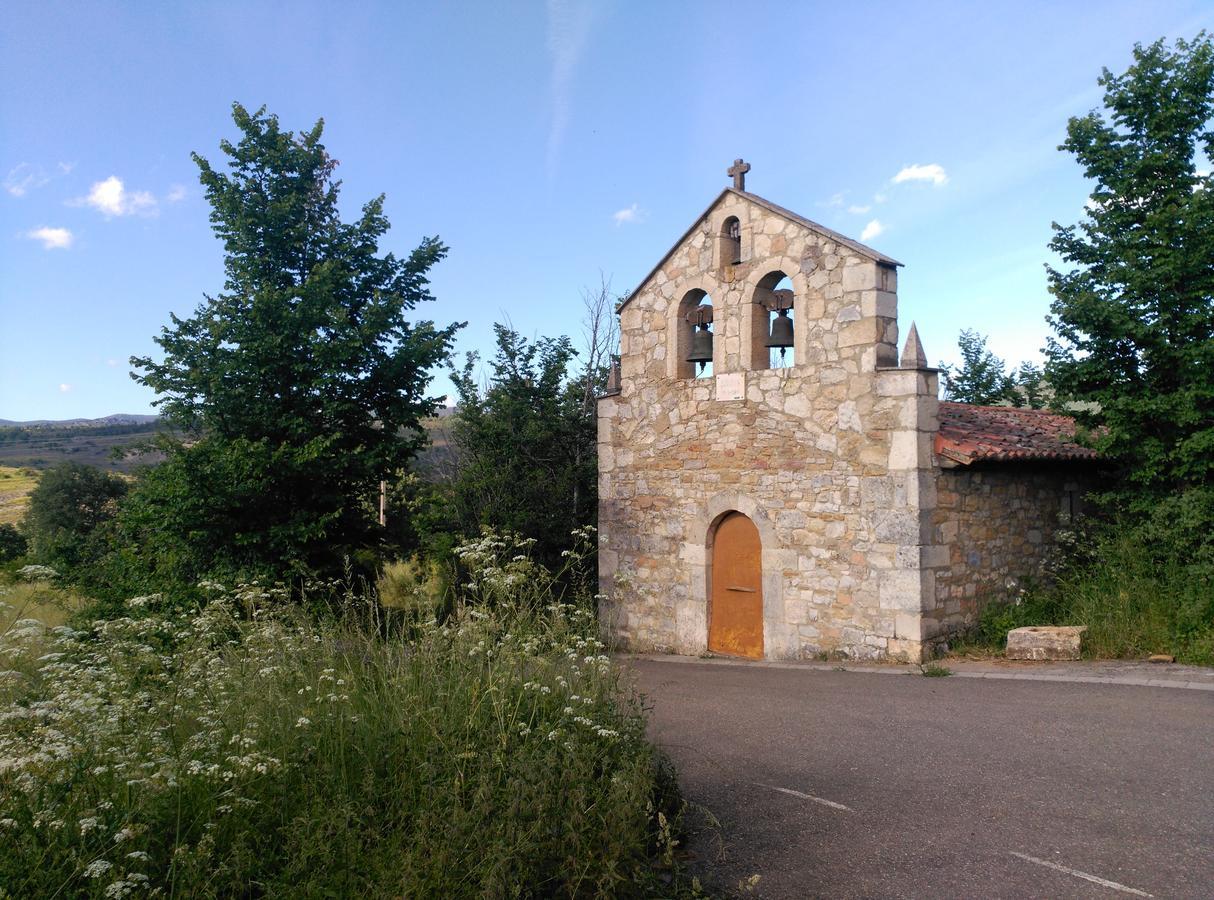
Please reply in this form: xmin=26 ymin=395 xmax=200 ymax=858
xmin=936 ymin=401 xmax=1100 ymax=465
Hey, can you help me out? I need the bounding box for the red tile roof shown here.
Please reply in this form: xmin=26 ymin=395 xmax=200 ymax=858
xmin=935 ymin=402 xmax=1100 ymax=465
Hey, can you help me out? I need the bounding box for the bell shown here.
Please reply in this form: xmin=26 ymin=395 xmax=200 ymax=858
xmin=766 ymin=308 xmax=794 ymax=352
xmin=687 ymin=324 xmax=714 ymax=369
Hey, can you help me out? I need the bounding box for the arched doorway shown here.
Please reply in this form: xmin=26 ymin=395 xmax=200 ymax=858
xmin=709 ymin=512 xmax=764 ymax=658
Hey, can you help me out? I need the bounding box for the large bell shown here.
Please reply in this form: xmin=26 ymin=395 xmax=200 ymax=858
xmin=766 ymin=308 xmax=794 ymax=355
xmin=687 ymin=324 xmax=714 ymax=368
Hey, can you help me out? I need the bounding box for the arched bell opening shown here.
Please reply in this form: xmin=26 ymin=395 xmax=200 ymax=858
xmin=706 ymin=510 xmax=764 ymax=659
xmin=751 ymin=271 xmax=795 ymax=370
xmin=676 ymin=288 xmax=715 ymax=379
xmin=719 ymin=216 xmax=742 ymax=269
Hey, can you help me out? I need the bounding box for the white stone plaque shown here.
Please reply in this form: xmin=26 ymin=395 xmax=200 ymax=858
xmin=715 ymin=372 xmax=745 ymax=401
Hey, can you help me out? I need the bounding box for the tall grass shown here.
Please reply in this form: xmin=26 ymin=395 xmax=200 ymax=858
xmin=0 ymin=565 xmax=79 ymax=633
xmin=961 ymin=527 xmax=1214 ymax=665
xmin=0 ymin=532 xmax=684 ymax=897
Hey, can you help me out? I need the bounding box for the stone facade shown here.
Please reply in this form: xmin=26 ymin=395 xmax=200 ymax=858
xmin=929 ymin=465 xmax=1085 ymax=636
xmin=598 ymin=183 xmax=1089 ymax=662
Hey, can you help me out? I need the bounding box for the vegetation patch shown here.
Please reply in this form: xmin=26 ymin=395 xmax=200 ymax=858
xmin=0 ymin=466 xmax=39 ymax=526
xmin=0 ymin=567 xmax=82 ymax=633
xmin=954 ymin=521 xmax=1214 ymax=666
xmin=0 ymin=536 xmax=688 ymax=898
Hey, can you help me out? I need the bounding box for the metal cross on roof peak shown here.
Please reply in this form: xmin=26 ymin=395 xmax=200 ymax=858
xmin=728 ymin=158 xmax=751 ymax=190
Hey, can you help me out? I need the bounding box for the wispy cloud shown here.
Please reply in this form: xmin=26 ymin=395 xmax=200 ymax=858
xmin=4 ymin=163 xmax=51 ymax=197
xmin=106 ymin=358 xmax=120 ymax=367
xmin=74 ymin=176 xmax=158 ymax=217
xmin=612 ymin=203 xmax=644 ymax=226
xmin=26 ymin=226 xmax=74 ymax=250
xmin=860 ymin=219 xmax=884 ymax=242
xmin=166 ymin=184 xmax=187 ymax=202
xmin=59 ymin=383 xmax=72 ymax=393
xmin=892 ymin=163 xmax=948 ymax=187
xmin=545 ymin=0 xmax=594 ymax=178
xmin=873 ymin=192 xmax=888 ymax=204
xmin=847 ymin=204 xmax=871 ymax=214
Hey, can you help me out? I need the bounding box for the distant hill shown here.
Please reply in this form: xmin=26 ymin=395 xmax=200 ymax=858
xmin=0 ymin=414 xmax=160 ymax=427
xmin=0 ymin=411 xmax=457 ymax=475
xmin=0 ymin=416 xmax=169 ymax=472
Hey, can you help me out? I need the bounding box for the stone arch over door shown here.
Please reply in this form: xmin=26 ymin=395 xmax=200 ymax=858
xmin=708 ymin=511 xmax=764 ymax=657
xmin=678 ymin=492 xmax=791 ymax=658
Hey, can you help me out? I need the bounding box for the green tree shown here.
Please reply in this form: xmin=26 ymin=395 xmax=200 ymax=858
xmin=941 ymin=330 xmax=1048 ymax=408
xmin=22 ymin=463 xmax=127 ymax=572
xmin=1045 ymin=34 xmax=1214 ymax=507
xmin=940 ymin=330 xmax=1017 ymax=405
xmin=445 ymin=324 xmax=598 ymax=569
xmin=127 ymin=103 xmax=459 ymax=589
xmin=1013 ymin=361 xmax=1048 ymax=410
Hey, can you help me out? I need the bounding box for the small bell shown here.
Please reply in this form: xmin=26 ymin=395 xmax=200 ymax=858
xmin=766 ymin=308 xmax=794 ymax=361
xmin=687 ymin=323 xmax=714 ymax=370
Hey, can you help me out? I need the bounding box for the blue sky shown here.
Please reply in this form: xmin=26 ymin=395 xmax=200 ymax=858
xmin=1 ymin=0 xmax=1209 ymax=420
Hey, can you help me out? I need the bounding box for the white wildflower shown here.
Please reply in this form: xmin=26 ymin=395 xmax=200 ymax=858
xmin=83 ymin=859 xmax=113 ymax=878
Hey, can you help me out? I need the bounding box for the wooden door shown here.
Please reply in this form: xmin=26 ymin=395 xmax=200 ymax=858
xmin=708 ymin=512 xmax=764 ymax=658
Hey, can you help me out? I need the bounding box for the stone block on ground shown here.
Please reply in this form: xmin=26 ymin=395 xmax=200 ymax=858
xmin=1006 ymin=625 xmax=1087 ymax=661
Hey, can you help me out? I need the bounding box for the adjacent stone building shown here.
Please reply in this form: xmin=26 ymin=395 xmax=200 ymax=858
xmin=597 ymin=162 xmax=1097 ymax=662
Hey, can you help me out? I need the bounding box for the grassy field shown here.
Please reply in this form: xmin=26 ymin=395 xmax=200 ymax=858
xmin=0 ymin=465 xmax=38 ymax=525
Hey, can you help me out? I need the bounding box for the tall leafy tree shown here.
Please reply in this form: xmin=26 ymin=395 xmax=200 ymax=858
xmin=941 ymin=330 xmax=1017 ymax=405
xmin=941 ymin=331 xmax=1048 ymax=407
xmin=22 ymin=463 xmax=127 ymax=573
xmin=127 ymin=103 xmax=458 ymax=587
xmin=446 ymin=324 xmax=597 ymax=568
xmin=1045 ymin=34 xmax=1214 ymax=506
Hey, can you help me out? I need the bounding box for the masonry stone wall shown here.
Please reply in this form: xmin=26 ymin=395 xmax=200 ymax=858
xmin=927 ymin=465 xmax=1088 ymax=639
xmin=598 ymin=190 xmax=942 ymax=662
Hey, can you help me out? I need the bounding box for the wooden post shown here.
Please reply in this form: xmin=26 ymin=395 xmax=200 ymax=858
xmin=379 ymin=479 xmax=386 ymax=527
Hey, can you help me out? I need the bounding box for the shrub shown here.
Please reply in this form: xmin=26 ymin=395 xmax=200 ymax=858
xmin=21 ymin=463 xmax=126 ymax=574
xmin=0 ymin=533 xmax=683 ymax=897
xmin=376 ymin=555 xmax=451 ymax=620
xmin=0 ymin=524 xmax=26 ymax=562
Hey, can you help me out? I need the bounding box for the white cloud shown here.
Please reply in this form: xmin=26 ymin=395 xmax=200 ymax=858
xmin=76 ymin=176 xmax=158 ymax=217
xmin=892 ymin=163 xmax=948 ymax=186
xmin=822 ymin=192 xmax=846 ymax=208
xmin=873 ymin=192 xmax=888 ymax=204
xmin=4 ymin=163 xmax=50 ymax=197
xmin=166 ymin=184 xmax=187 ymax=202
xmin=612 ymin=203 xmax=644 ymax=225
xmin=847 ymin=204 xmax=871 ymax=214
xmin=59 ymin=383 xmax=72 ymax=393
xmin=106 ymin=358 xmax=120 ymax=367
xmin=860 ymin=219 xmax=885 ymax=242
xmin=26 ymin=226 xmax=74 ymax=250
xmin=58 ymin=161 xmax=75 ymax=175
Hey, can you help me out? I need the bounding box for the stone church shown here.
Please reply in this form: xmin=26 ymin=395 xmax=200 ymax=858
xmin=597 ymin=161 xmax=1097 ymax=662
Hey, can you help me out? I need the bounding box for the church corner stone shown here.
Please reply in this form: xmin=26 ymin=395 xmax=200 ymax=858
xmin=598 ymin=174 xmax=1083 ymax=664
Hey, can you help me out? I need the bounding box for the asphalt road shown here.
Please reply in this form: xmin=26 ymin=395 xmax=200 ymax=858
xmin=630 ymin=658 xmax=1214 ymax=899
